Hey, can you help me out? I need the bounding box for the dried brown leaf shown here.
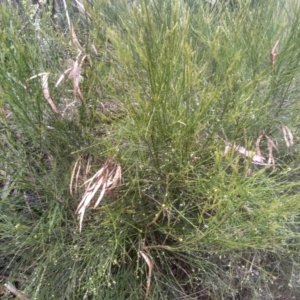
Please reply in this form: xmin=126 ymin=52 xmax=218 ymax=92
xmin=83 ymin=167 xmax=105 ymax=185
xmin=266 ymin=136 xmax=276 ymax=167
xmin=93 ymin=180 xmax=107 ymax=208
xmin=73 ymin=159 xmax=122 ymax=231
xmin=251 ymin=154 xmax=266 ymax=165
xmin=235 ymin=145 xmax=256 ymax=158
xmin=68 ymin=58 xmax=84 ymax=101
xmin=107 ymin=164 xmax=122 ymax=191
xmin=70 ymin=157 xmax=81 ymax=196
xmin=27 ymin=73 xmax=59 ymax=114
xmin=282 ymin=124 xmax=294 ymax=149
xmin=255 ymin=134 xmax=264 ymax=157
xmin=225 ymin=143 xmax=266 ymax=165
xmin=139 ymin=251 xmax=153 ymax=299
xmin=55 ymin=53 xmax=86 ymax=101
xmin=271 ymin=39 xmax=279 ymax=68
xmin=266 ymin=135 xmax=278 ymax=152
xmin=71 ymin=23 xmax=83 ymax=51
xmin=91 ymin=44 xmax=98 ymax=55
xmin=81 ymin=178 xmax=103 ymax=207
xmin=55 ymin=67 xmax=73 ymax=87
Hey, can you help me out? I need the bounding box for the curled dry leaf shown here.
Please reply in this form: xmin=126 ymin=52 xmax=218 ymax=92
xmin=73 ymin=158 xmax=122 ymax=232
xmin=26 ymin=72 xmax=59 ymax=114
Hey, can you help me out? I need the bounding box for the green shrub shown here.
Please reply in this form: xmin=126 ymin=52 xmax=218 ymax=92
xmin=1 ymin=0 xmax=300 ymax=299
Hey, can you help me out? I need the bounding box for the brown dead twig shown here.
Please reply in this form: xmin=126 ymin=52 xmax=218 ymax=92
xmin=71 ymin=158 xmax=122 ymax=232
xmin=271 ymin=39 xmax=279 ymax=69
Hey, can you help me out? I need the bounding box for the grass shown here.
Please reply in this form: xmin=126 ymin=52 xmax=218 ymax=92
xmin=1 ymin=0 xmax=300 ymax=299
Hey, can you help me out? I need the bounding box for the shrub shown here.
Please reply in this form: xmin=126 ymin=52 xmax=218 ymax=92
xmin=1 ymin=0 xmax=300 ymax=299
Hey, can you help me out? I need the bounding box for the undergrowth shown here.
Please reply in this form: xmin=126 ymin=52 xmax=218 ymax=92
xmin=1 ymin=0 xmax=300 ymax=299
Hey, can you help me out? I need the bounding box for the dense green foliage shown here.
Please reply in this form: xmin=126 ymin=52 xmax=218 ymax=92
xmin=1 ymin=0 xmax=300 ymax=299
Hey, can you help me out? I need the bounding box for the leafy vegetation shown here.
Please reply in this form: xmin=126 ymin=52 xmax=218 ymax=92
xmin=1 ymin=0 xmax=300 ymax=299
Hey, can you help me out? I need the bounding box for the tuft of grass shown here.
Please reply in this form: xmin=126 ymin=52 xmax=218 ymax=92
xmin=1 ymin=0 xmax=300 ymax=299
